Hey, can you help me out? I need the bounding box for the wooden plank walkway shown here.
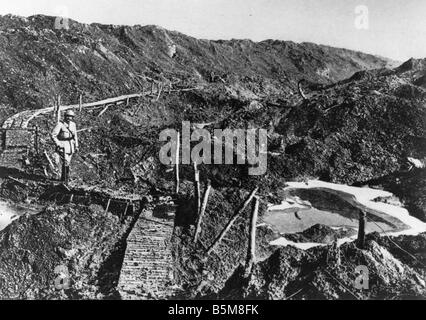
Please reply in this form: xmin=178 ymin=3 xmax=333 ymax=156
xmin=2 ymin=93 xmax=145 ymax=129
xmin=118 ymin=207 xmax=178 ymax=300
xmin=0 ymin=92 xmax=152 ymax=169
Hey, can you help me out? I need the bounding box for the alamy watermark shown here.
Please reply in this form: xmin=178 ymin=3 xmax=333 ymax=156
xmin=54 ymin=5 xmax=70 ymax=30
xmin=159 ymin=121 xmax=268 ymax=175
xmin=354 ymin=265 xmax=369 ymax=290
xmin=54 ymin=265 xmax=70 ymax=290
xmin=355 ymin=5 xmax=369 ymax=30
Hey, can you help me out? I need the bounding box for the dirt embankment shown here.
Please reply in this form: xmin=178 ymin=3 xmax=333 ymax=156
xmin=169 ymin=179 xmax=426 ymax=300
xmin=170 ymin=184 xmax=276 ymax=299
xmin=219 ymin=233 xmax=426 ymax=300
xmin=0 ymin=201 xmax=133 ymax=299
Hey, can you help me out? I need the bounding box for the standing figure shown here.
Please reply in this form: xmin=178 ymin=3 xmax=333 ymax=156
xmin=51 ymin=110 xmax=78 ymax=184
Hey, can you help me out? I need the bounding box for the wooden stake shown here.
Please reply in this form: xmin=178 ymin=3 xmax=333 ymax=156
xmin=52 ymin=103 xmax=57 ymax=122
xmin=105 ymin=198 xmax=111 ymax=214
xmin=298 ymin=80 xmax=307 ymax=100
xmin=194 ymin=180 xmax=211 ymax=243
xmin=155 ymin=83 xmax=163 ymax=101
xmin=193 ymin=161 xmax=201 ymax=215
xmin=56 ymin=95 xmax=61 ymax=123
xmin=122 ymin=201 xmax=130 ymax=221
xmin=76 ymin=127 xmax=93 ymax=133
xmin=43 ymin=166 xmax=49 ymax=178
xmin=357 ymin=210 xmax=366 ymax=249
xmin=98 ymin=104 xmax=110 ymax=117
xmin=206 ymin=187 xmax=258 ymax=255
xmin=44 ymin=150 xmax=55 ymax=171
xmin=7 ymin=176 xmax=27 ymax=187
xmin=34 ymin=126 xmax=39 ymax=154
xmin=245 ymin=196 xmax=259 ymax=276
xmin=175 ymin=131 xmax=180 ymax=194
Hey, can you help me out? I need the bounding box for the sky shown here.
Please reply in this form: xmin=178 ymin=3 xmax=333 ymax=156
xmin=0 ymin=0 xmax=425 ymax=61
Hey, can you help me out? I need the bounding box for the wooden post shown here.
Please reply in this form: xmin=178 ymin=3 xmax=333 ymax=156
xmin=155 ymin=83 xmax=163 ymax=101
xmin=34 ymin=126 xmax=39 ymax=154
xmin=298 ymin=80 xmax=307 ymax=100
xmin=193 ymin=161 xmax=201 ymax=215
xmin=54 ymin=104 xmax=57 ymax=122
xmin=122 ymin=201 xmax=130 ymax=221
xmin=79 ymin=94 xmax=83 ymax=112
xmin=194 ymin=180 xmax=211 ymax=243
xmin=98 ymin=104 xmax=110 ymax=117
xmin=175 ymin=131 xmax=180 ymax=194
xmin=151 ymin=82 xmax=154 ymax=94
xmin=206 ymin=187 xmax=258 ymax=255
xmin=43 ymin=166 xmax=49 ymax=178
xmin=245 ymin=196 xmax=259 ymax=276
xmin=44 ymin=150 xmax=55 ymax=172
xmin=56 ymin=95 xmax=61 ymax=123
xmin=357 ymin=210 xmax=366 ymax=249
xmin=105 ymin=198 xmax=111 ymax=214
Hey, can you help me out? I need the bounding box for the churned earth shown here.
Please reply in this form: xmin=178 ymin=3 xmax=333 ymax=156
xmin=0 ymin=14 xmax=425 ymax=300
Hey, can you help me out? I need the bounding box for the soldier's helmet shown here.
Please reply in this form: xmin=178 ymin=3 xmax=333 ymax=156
xmin=64 ymin=110 xmax=76 ymax=118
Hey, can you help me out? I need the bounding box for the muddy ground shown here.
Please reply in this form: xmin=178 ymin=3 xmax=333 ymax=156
xmin=1 ymin=15 xmax=426 ymax=300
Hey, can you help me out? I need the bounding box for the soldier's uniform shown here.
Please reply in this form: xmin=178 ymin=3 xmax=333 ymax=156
xmin=51 ymin=110 xmax=78 ymax=183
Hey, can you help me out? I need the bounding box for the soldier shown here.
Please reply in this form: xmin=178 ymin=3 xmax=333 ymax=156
xmin=51 ymin=110 xmax=79 ymax=184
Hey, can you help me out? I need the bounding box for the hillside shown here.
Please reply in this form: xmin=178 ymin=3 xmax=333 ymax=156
xmin=0 ymin=14 xmax=394 ymax=115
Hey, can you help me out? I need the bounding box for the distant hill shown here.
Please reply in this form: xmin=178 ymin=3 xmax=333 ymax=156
xmin=0 ymin=14 xmax=396 ymax=112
